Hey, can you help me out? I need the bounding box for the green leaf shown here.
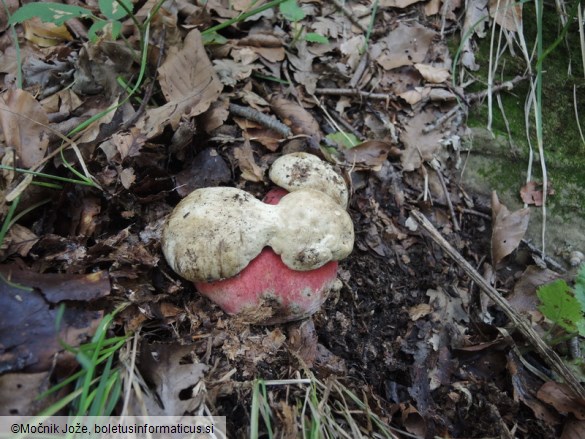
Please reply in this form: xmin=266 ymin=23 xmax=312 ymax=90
xmin=202 ymin=31 xmax=228 ymax=45
xmin=99 ymin=0 xmax=132 ymax=21
xmin=537 ymin=279 xmax=585 ymax=336
xmin=87 ymin=21 xmax=109 ymax=43
xmin=9 ymin=3 xmax=92 ymax=26
xmin=305 ymin=33 xmax=329 ymax=44
xmin=574 ymin=264 xmax=585 ymax=312
xmin=326 ymin=131 xmax=360 ymax=149
xmin=279 ymin=0 xmax=305 ymax=22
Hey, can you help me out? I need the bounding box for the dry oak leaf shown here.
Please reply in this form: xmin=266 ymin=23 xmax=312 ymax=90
xmin=491 ymin=191 xmax=530 ymax=266
xmin=137 ymin=29 xmax=222 ymax=139
xmin=0 ymin=89 xmax=49 ymax=168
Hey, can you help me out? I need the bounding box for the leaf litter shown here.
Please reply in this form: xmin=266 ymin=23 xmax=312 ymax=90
xmin=0 ymin=0 xmax=581 ymax=436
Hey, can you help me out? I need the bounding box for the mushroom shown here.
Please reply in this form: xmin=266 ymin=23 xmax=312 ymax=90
xmin=161 ymin=153 xmax=354 ymax=323
xmin=269 ymin=152 xmax=349 ymax=208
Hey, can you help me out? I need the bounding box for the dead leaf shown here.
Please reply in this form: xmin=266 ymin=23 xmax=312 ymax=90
xmin=287 ymin=319 xmax=318 ymax=366
xmin=342 ymin=140 xmax=396 ymax=170
xmin=238 ymin=34 xmax=285 ymax=62
xmin=537 ymin=382 xmax=585 ymax=420
xmin=414 ymin=63 xmax=451 ymax=83
xmin=508 ymin=351 xmax=561 ymax=425
xmin=0 ymin=266 xmax=109 ymax=373
xmin=0 ymin=0 xmax=18 ymax=32
xmin=23 ymin=17 xmax=72 ymax=47
xmin=175 ymin=147 xmax=231 ymax=197
xmin=409 ymin=303 xmax=432 ymax=320
xmin=0 ymin=371 xmax=56 ymax=415
xmin=400 ymin=109 xmax=443 ymax=171
xmin=562 ymin=418 xmax=585 ymax=439
xmin=520 ymin=181 xmax=554 ymax=206
xmin=489 ymin=0 xmax=522 ymax=32
xmin=508 ymin=265 xmax=560 ymax=314
xmin=120 ymin=167 xmax=136 ymax=189
xmin=491 ymin=191 xmax=530 ymax=266
xmin=199 ymin=99 xmax=230 ymax=133
xmin=213 ymin=59 xmax=259 ymax=86
xmin=130 ymin=343 xmax=208 ymax=415
xmin=234 ymin=139 xmax=264 ymax=182
xmin=270 ymin=96 xmax=321 ymax=148
xmin=138 ymin=30 xmax=222 ymax=139
xmin=460 ymin=0 xmax=489 ymax=70
xmin=0 ymin=89 xmax=49 ymax=168
xmin=380 ymin=0 xmax=423 ymax=7
xmin=373 ymin=23 xmax=436 ymax=71
xmin=3 ymin=224 xmax=39 ymax=258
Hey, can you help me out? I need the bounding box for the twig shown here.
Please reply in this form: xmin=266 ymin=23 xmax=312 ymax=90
xmin=411 ymin=210 xmax=585 ymax=400
xmin=466 ymin=75 xmax=530 ymax=103
xmin=327 ymin=107 xmax=364 ymax=141
xmin=429 ymin=161 xmax=460 ymax=231
xmin=349 ymin=52 xmax=369 ymax=88
xmin=520 ymin=238 xmax=567 ymax=273
xmin=229 ymin=103 xmax=292 ymax=137
xmin=422 ymin=105 xmax=460 ymax=134
xmin=331 ymin=0 xmax=369 ymax=33
xmin=315 ymin=88 xmax=396 ymax=101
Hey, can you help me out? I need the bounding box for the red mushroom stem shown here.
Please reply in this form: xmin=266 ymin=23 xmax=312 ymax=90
xmin=194 ymin=188 xmax=338 ymax=324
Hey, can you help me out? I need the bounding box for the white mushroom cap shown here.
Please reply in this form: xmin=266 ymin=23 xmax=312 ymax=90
xmin=269 ymin=152 xmax=349 ymax=208
xmin=161 ymin=187 xmax=354 ymax=282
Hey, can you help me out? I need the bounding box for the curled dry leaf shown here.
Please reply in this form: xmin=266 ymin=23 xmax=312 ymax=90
xmin=233 ymin=139 xmax=264 ymax=182
xmin=0 ymin=89 xmax=49 ymax=168
xmin=520 ymin=181 xmax=554 ymax=206
xmin=270 ymin=96 xmax=321 ymax=148
xmin=491 ymin=191 xmax=530 ymax=266
xmin=237 ymin=34 xmax=285 ymax=63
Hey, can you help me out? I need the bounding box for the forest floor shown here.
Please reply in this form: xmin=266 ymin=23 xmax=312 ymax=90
xmin=1 ymin=0 xmax=585 ymax=438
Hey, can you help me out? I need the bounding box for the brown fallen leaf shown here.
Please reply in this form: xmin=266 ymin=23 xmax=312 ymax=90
xmin=400 ymin=108 xmax=443 ymax=171
xmin=128 ymin=343 xmax=209 ymax=416
xmin=489 ymin=0 xmax=522 ymax=32
xmin=237 ymin=34 xmax=285 ymax=63
xmin=0 ymin=89 xmax=49 ymax=168
xmin=0 ymin=266 xmax=110 ymax=373
xmin=342 ymin=140 xmax=398 ymax=170
xmin=491 ymin=191 xmax=530 ymax=266
xmin=507 ymin=265 xmax=560 ymax=315
xmin=137 ymin=29 xmax=222 ymax=139
xmin=562 ymin=418 xmax=585 ymax=439
xmin=234 ymin=138 xmax=264 ymax=182
xmin=270 ymin=96 xmax=322 ymax=149
xmin=520 ymin=180 xmax=554 ymax=206
xmin=0 ymin=371 xmax=57 ymax=415
xmin=537 ymin=381 xmax=585 ymax=420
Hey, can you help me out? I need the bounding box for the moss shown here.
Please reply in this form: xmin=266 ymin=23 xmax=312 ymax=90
xmin=461 ymin=2 xmax=585 ymax=254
